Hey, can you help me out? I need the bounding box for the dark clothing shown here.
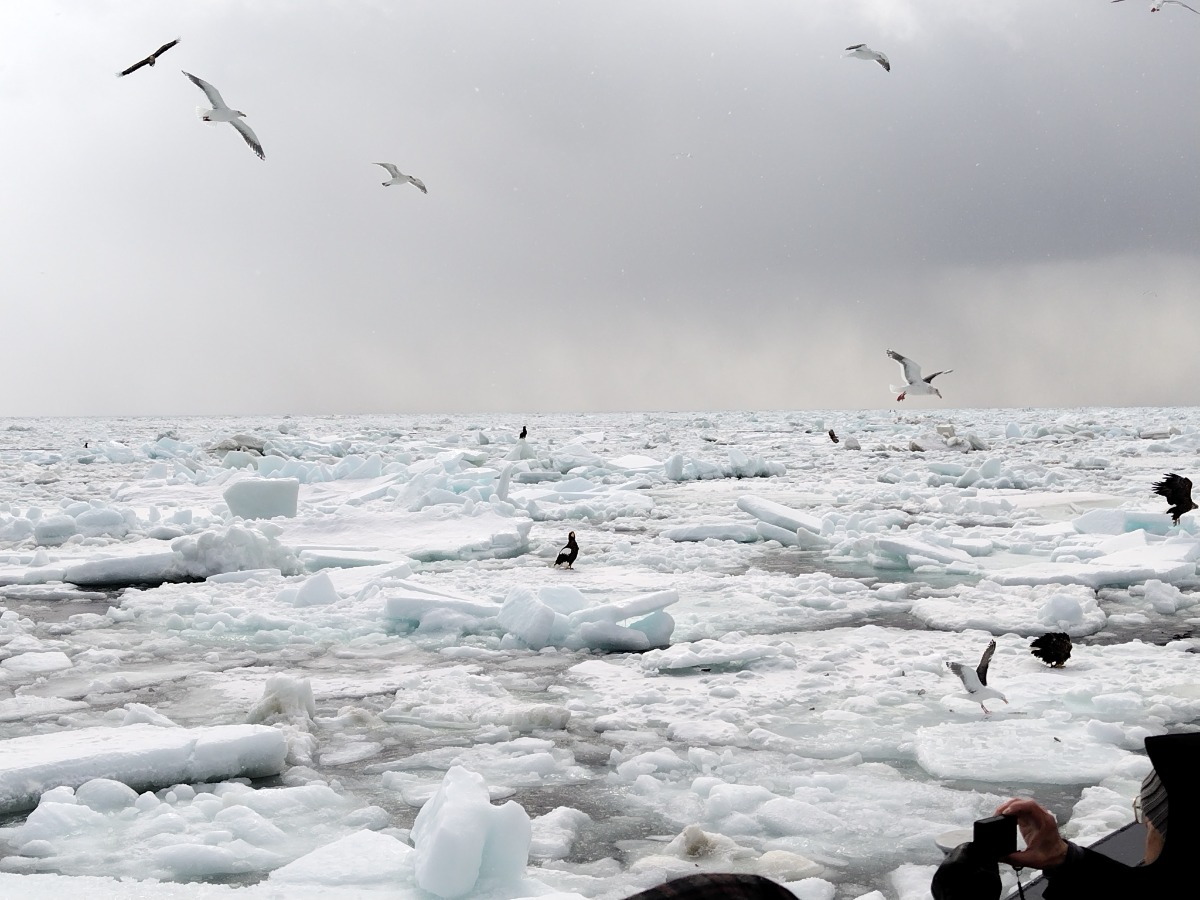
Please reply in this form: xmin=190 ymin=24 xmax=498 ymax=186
xmin=931 ymin=732 xmax=1200 ymax=900
xmin=622 ymin=873 xmax=798 ymax=900
xmin=930 ymin=842 xmax=1002 ymax=900
xmin=1042 ymin=732 xmax=1199 ymax=897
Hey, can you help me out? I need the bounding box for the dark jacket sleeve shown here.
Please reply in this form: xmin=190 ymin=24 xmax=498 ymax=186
xmin=1043 ymin=843 xmax=1168 ymax=897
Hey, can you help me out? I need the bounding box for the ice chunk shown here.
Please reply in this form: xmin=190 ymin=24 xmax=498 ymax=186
xmin=411 ymin=766 xmax=531 ymax=898
xmin=270 ymin=829 xmax=413 ymax=885
xmin=0 ymin=724 xmax=287 ymax=813
xmin=505 ymin=438 xmax=536 ymax=461
xmin=737 ymin=495 xmax=823 ymax=535
xmin=498 ymin=587 xmax=567 ymax=650
xmin=74 ymin=508 xmax=129 ymax=539
xmin=873 ymin=536 xmax=974 ymax=567
xmin=290 ymin=571 xmax=340 ymax=607
xmin=661 ymin=524 xmax=761 ymax=542
xmin=0 ymin=651 xmax=73 ymax=674
xmin=33 ymin=515 xmax=77 ymax=547
xmin=915 ymin=720 xmax=1131 ymax=783
xmin=221 ymin=450 xmax=258 ymax=469
xmin=223 ymin=477 xmax=300 ymax=519
xmin=530 ymin=806 xmax=591 ymax=860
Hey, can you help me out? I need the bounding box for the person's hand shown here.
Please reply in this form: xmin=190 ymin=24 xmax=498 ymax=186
xmin=995 ymin=798 xmax=1069 ymax=870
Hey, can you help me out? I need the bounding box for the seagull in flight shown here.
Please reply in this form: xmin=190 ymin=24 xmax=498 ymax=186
xmin=374 ymin=163 xmax=427 ymax=193
xmin=182 ymin=71 xmax=265 ymax=160
xmin=947 ymin=639 xmax=1008 ymax=715
xmin=116 ymin=38 xmax=180 ymax=77
xmin=887 ymin=349 xmax=952 ymax=401
xmin=1152 ymin=473 xmax=1197 ymax=524
xmin=844 ymin=44 xmax=891 ymax=72
xmin=1113 ymin=0 xmax=1200 ymax=11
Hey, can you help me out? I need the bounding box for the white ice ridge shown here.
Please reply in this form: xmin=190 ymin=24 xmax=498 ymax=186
xmin=0 ymin=724 xmax=288 ymax=813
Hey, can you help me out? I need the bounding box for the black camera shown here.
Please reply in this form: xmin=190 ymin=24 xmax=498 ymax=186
xmin=973 ymin=814 xmax=1017 ymax=859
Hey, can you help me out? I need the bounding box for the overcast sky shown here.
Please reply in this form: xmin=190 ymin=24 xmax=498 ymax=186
xmin=2 ymin=1 xmax=1198 ymax=416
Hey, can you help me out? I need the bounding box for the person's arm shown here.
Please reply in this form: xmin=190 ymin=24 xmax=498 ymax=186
xmin=995 ymin=798 xmax=1160 ymax=895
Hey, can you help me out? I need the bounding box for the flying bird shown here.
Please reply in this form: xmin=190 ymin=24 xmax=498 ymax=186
xmin=1030 ymin=633 xmax=1073 ymax=668
xmin=553 ymin=531 xmax=579 ymax=569
xmin=181 ymin=71 xmax=265 ymax=160
xmin=828 ymin=429 xmax=839 ymax=444
xmin=116 ymin=38 xmax=180 ymax=77
xmin=1113 ymin=0 xmax=1200 ymax=12
xmin=947 ymin=639 xmax=1008 ymax=715
xmin=1153 ymin=0 xmax=1200 ymax=12
xmin=1152 ymin=473 xmax=1197 ymax=524
xmin=374 ymin=163 xmax=427 ymax=193
xmin=844 ymin=44 xmax=891 ymax=72
xmin=887 ymin=349 xmax=953 ymax=401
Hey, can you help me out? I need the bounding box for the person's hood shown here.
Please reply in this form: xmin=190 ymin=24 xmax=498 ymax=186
xmin=1145 ymin=732 xmax=1200 ymax=846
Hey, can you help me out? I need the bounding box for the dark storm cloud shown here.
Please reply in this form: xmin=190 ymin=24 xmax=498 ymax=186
xmin=1 ymin=1 xmax=1198 ymax=415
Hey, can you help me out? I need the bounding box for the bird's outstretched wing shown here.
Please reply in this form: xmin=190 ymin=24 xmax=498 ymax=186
xmin=152 ymin=38 xmax=181 ymax=58
xmin=947 ymin=661 xmax=983 ymax=694
xmin=374 ymin=162 xmax=401 ymax=178
xmin=923 ymin=368 xmax=953 ymax=385
xmin=118 ymin=58 xmax=151 ymax=77
xmin=845 ymin=43 xmax=866 ymax=51
xmin=1152 ymin=473 xmax=1192 ymax=504
xmin=976 ymin=639 xmax=997 ymax=686
xmin=231 ymin=118 xmax=265 ymax=160
xmin=1163 ymin=1 xmax=1200 ymax=13
xmin=887 ymin=349 xmax=922 ymax=384
xmin=875 ymin=54 xmax=891 ymax=72
xmin=409 ymin=176 xmax=428 ymax=194
xmin=182 ymin=71 xmax=229 ymax=109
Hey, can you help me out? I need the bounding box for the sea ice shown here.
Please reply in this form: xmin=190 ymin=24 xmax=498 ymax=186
xmin=0 ymin=724 xmax=288 ymax=814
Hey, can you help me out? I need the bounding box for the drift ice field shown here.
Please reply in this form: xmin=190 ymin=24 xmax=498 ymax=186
xmin=0 ymin=410 xmax=1197 ymax=899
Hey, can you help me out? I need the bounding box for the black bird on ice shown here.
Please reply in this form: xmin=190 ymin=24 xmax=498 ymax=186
xmin=1030 ymin=632 xmax=1073 ymax=668
xmin=553 ymin=531 xmax=578 ymax=568
xmin=1152 ymin=473 xmax=1197 ymax=524
xmin=519 ymin=425 xmax=527 ymax=440
xmin=117 ymin=38 xmax=181 ymax=77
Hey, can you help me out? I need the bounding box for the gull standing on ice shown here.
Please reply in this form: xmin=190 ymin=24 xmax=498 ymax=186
xmin=182 ymin=71 xmax=265 ymax=160
xmin=947 ymin=639 xmax=1008 ymax=715
xmin=844 ymin=44 xmax=891 ymax=71
xmin=374 ymin=163 xmax=428 ymax=194
xmin=887 ymin=349 xmax=952 ymax=401
xmin=116 ymin=38 xmax=180 ymax=77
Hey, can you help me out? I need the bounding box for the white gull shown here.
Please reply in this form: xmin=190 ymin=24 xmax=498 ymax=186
xmin=887 ymin=349 xmax=952 ymax=401
xmin=182 ymin=71 xmax=265 ymax=161
xmin=374 ymin=163 xmax=427 ymax=193
xmin=947 ymin=639 xmax=1008 ymax=715
xmin=844 ymin=44 xmax=891 ymax=72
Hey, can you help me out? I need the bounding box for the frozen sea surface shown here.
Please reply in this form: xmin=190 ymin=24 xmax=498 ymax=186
xmin=0 ymin=409 xmax=1198 ymax=899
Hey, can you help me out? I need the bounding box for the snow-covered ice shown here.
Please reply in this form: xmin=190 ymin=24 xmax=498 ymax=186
xmin=1 ymin=410 xmax=1199 ymax=899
